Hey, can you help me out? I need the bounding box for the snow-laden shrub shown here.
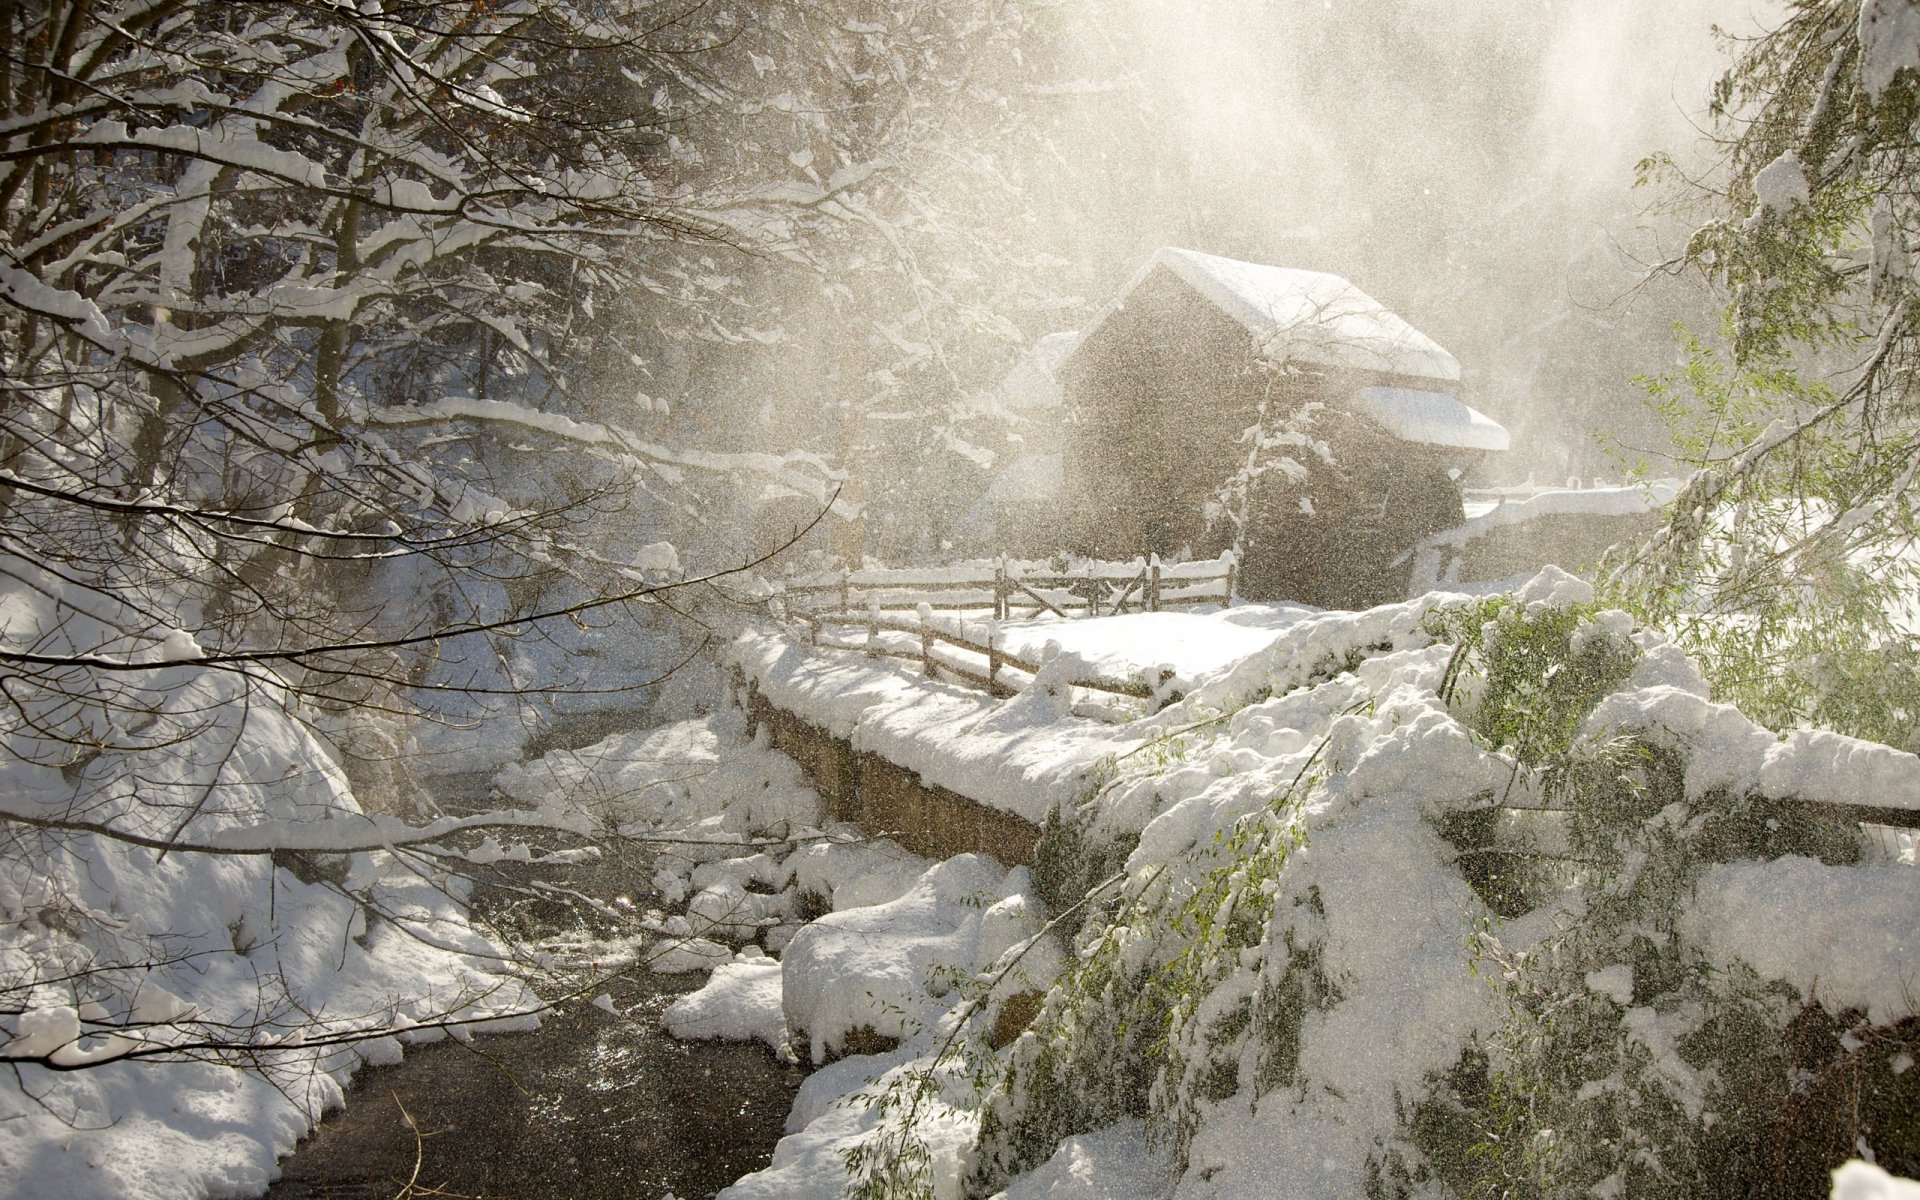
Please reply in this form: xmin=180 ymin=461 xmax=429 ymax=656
xmin=970 ymin=616 xmax=1514 ymax=1196
xmin=702 ymin=575 xmax=1916 ymax=1199
xmin=961 ymin=579 xmax=1917 ymax=1199
xmin=1378 ymin=604 xmax=1917 ymax=1200
xmin=1425 ymin=590 xmax=1640 ymax=765
xmin=1028 ymin=762 xmax=1138 ymax=943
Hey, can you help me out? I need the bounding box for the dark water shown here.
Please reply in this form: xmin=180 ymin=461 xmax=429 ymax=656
xmin=271 ymin=715 xmax=807 ymax=1200
xmin=268 ymin=974 xmax=804 ymax=1200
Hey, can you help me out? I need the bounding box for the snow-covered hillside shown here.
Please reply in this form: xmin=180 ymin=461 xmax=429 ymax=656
xmin=0 ymin=675 xmax=537 ymax=1197
xmin=510 ymin=569 xmax=1920 ymax=1199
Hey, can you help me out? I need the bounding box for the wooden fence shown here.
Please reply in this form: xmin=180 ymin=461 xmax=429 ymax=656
xmin=809 ymin=607 xmax=1177 ymax=707
xmin=766 ymin=554 xmax=1234 ymax=713
xmin=773 ymin=552 xmax=1235 ymax=623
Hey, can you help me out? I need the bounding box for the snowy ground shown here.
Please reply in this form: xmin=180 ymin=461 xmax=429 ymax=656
xmin=0 ymin=689 xmax=539 ymax=1199
xmin=495 ymin=571 xmax=1920 ymax=1199
xmin=11 ymin=572 xmax=1914 ymax=1199
xmin=992 ymin=606 xmax=1313 ymax=683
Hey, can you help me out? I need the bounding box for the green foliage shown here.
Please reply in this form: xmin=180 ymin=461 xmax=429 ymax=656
xmin=968 ymin=902 xmax=1169 ymax=1193
xmin=1397 ymin=976 xmax=1920 ymax=1200
xmin=1610 ymin=330 xmax=1920 ymax=748
xmin=1698 ymin=0 xmax=1915 ymax=363
xmin=1631 ymin=326 xmax=1820 ymax=466
xmin=845 ymin=1029 xmax=1005 ymax=1200
xmin=846 ymin=1106 xmax=936 ymax=1200
xmin=970 ymin=759 xmax=1331 ymax=1195
xmin=1381 ymin=591 xmax=1894 ymax=1196
xmin=1425 ymin=597 xmax=1640 ymax=766
xmin=1430 ymin=801 xmax=1560 ymax=919
xmin=1152 ymin=812 xmax=1331 ymax=1161
xmin=1618 ymin=0 xmax=1920 ymax=749
xmin=1030 ymin=763 xmax=1139 ymax=943
xmin=1383 ymin=715 xmax=1888 ymax=1199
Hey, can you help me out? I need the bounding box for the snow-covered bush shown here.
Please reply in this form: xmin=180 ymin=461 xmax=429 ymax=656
xmin=1385 ymin=632 xmax=1917 ymax=1198
xmin=1623 ymin=0 xmax=1920 ymax=753
xmin=0 ymin=663 xmax=537 ymax=1195
xmin=953 ymin=578 xmax=1919 ymax=1199
xmin=964 ymin=595 xmax=1513 ymax=1196
xmin=624 ymin=574 xmax=1920 ymax=1199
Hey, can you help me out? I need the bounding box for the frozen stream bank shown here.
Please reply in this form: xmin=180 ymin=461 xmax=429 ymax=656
xmin=269 ymin=720 xmax=809 ymax=1200
xmin=268 ymin=973 xmax=803 ymax=1199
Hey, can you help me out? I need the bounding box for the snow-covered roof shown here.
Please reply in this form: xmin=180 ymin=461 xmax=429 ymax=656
xmin=1427 ymin=481 xmax=1682 ymax=548
xmin=1083 ymin=247 xmax=1462 ymax=383
xmin=995 ymin=331 xmax=1080 ymax=411
xmin=1349 ymin=386 xmax=1509 ymax=452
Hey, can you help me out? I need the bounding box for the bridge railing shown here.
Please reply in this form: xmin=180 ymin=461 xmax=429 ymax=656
xmin=771 ymin=551 xmax=1236 ymax=623
xmin=765 ymin=553 xmax=1235 ymax=715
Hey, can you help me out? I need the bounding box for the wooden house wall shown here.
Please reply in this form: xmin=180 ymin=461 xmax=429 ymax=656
xmin=1058 ymin=268 xmax=1306 ymax=558
xmin=1237 ymin=413 xmax=1464 ymax=609
xmin=1056 ymin=265 xmax=1472 ymax=609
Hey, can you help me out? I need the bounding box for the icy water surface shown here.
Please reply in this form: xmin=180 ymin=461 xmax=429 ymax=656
xmin=272 ymin=716 xmax=807 ymax=1199
xmin=268 ymin=973 xmax=803 ymax=1199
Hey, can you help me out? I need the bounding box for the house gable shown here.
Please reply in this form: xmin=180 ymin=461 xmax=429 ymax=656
xmin=1071 ymin=247 xmax=1464 ymax=386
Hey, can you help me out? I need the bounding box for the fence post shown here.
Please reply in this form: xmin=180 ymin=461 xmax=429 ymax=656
xmin=920 ymin=611 xmax=935 ymax=678
xmin=1222 ymin=549 xmax=1237 ymax=608
xmin=1149 ymin=553 xmax=1161 ymax=612
xmin=839 ymin=573 xmax=850 ymax=616
xmin=1085 ymin=560 xmax=1098 ymax=618
xmin=866 ymin=596 xmax=880 ymax=658
xmin=986 ymin=618 xmax=1001 ymax=693
xmin=994 ymin=557 xmax=1007 ymax=621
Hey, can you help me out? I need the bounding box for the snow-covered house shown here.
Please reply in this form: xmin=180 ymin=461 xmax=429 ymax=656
xmin=1056 ymin=247 xmax=1508 ymax=608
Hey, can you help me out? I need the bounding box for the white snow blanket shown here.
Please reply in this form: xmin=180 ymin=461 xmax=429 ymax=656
xmin=502 ymin=569 xmax=1920 ymax=1200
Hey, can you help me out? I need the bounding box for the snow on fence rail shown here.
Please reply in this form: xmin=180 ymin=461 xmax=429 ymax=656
xmin=765 ymin=554 xmax=1236 ymax=714
xmin=795 ymin=604 xmax=1181 ymax=714
xmin=772 ymin=552 xmax=1236 ymax=622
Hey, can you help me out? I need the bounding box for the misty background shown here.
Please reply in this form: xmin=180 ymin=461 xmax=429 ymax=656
xmin=671 ymin=0 xmax=1778 ymax=563
xmin=1028 ymin=0 xmax=1772 ymax=483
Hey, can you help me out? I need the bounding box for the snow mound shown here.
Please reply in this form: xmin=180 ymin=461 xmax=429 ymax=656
xmin=782 ymin=856 xmax=1058 ymax=1066
xmin=990 ymin=1119 xmax=1169 ymax=1199
xmin=663 ymin=952 xmax=787 ymax=1052
xmin=1859 ymin=0 xmax=1920 ymax=99
xmin=1683 ymin=857 xmax=1920 ymax=1025
xmin=1836 ymin=1161 xmax=1920 ymax=1200
xmin=0 ymin=670 xmax=532 ymax=1200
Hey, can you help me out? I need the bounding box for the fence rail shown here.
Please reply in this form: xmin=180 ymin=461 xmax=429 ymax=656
xmin=767 ymin=555 xmax=1228 ymax=715
xmin=761 ymin=555 xmax=1920 ymax=832
xmin=801 ymin=607 xmax=1179 ymax=717
xmin=773 ymin=552 xmax=1236 ymax=623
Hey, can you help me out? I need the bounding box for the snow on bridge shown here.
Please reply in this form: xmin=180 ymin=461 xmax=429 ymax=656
xmin=737 ymin=562 xmax=1920 ymax=869
xmin=706 ymin=568 xmax=1920 ymax=1197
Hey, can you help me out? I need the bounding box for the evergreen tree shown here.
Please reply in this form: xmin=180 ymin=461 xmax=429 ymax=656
xmin=1620 ymin=0 xmax=1920 ymax=748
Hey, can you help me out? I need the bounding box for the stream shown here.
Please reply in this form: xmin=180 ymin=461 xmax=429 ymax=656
xmin=267 ymin=976 xmax=804 ymax=1200
xmin=268 ymin=714 xmax=809 ymax=1200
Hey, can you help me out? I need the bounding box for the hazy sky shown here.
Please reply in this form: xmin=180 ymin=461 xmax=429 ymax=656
xmin=1051 ymin=0 xmax=1778 ymax=481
